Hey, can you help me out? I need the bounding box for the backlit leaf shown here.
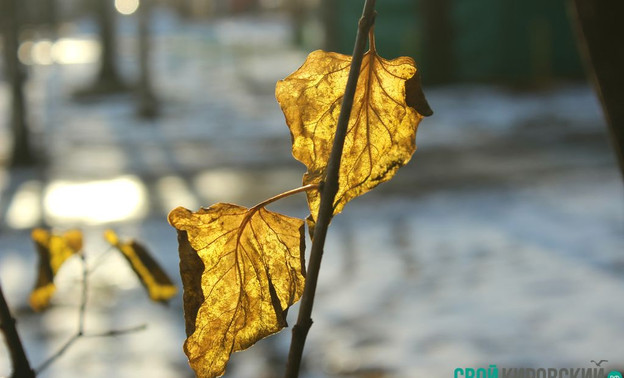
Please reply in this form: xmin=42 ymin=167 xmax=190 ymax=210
xmin=29 ymin=229 xmax=83 ymax=311
xmin=168 ymin=203 xmax=305 ymax=378
xmin=276 ymin=34 xmax=432 ymax=224
xmin=104 ymin=229 xmax=177 ymax=303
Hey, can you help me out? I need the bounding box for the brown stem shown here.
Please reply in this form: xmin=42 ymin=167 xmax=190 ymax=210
xmin=236 ymin=184 xmax=320 ymax=252
xmin=284 ymin=1 xmax=377 ymax=377
xmin=0 ymin=283 xmax=36 ymax=378
xmin=250 ymin=184 xmax=320 ymax=212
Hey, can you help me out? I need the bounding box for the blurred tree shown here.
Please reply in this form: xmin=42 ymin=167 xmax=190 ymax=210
xmin=289 ymin=0 xmax=304 ymax=46
xmin=2 ymin=0 xmax=36 ymax=167
xmin=420 ymin=0 xmax=454 ymax=84
xmin=321 ymin=0 xmax=338 ymax=52
xmin=96 ymin=0 xmax=124 ymax=90
xmin=137 ymin=0 xmax=159 ymax=118
xmin=175 ymin=0 xmax=193 ymax=18
xmin=76 ymin=0 xmax=127 ymax=95
xmin=24 ymin=0 xmax=58 ymax=28
xmin=572 ymin=0 xmax=624 ymax=178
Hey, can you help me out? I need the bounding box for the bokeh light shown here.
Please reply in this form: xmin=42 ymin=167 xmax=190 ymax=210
xmin=115 ymin=0 xmax=140 ymax=15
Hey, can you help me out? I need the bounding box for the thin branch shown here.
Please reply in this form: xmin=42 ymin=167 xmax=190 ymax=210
xmin=83 ymin=324 xmax=148 ymax=338
xmin=85 ymin=245 xmax=115 ymax=276
xmin=34 ymin=324 xmax=147 ymax=374
xmin=35 ymin=252 xmax=89 ymax=375
xmin=35 ymin=250 xmax=146 ymax=375
xmin=78 ymin=252 xmax=88 ymax=335
xmin=0 ymin=283 xmax=36 ymax=378
xmin=35 ymin=334 xmax=80 ymax=374
xmin=250 ymin=184 xmax=319 ymax=211
xmin=284 ymin=1 xmax=377 ymax=377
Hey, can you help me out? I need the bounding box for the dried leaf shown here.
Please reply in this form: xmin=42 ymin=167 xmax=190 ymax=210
xmin=29 ymin=229 xmax=83 ymax=311
xmin=104 ymin=229 xmax=177 ymax=303
xmin=168 ymin=203 xmax=305 ymax=378
xmin=276 ymin=40 xmax=431 ymax=224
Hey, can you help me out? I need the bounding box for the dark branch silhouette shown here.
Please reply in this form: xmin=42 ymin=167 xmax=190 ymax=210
xmin=0 ymin=283 xmax=36 ymax=378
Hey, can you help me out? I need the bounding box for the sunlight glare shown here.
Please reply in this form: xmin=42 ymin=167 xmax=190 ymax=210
xmin=115 ymin=0 xmax=140 ymax=15
xmin=52 ymin=38 xmax=100 ymax=65
xmin=32 ymin=40 xmax=54 ymax=65
xmin=156 ymin=176 xmax=200 ymax=213
xmin=6 ymin=181 xmax=43 ymax=229
xmin=44 ymin=176 xmax=148 ymax=224
xmin=18 ymin=41 xmax=34 ymax=65
xmin=194 ymin=170 xmax=248 ymax=204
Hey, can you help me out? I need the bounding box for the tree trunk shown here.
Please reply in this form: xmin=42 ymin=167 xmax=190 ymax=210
xmin=321 ymin=0 xmax=338 ymax=52
xmin=94 ymin=0 xmax=125 ymax=91
xmin=137 ymin=0 xmax=158 ymax=118
xmin=2 ymin=0 xmax=35 ymax=167
xmin=571 ymin=0 xmax=624 ymax=178
xmin=289 ymin=0 xmax=304 ymax=46
xmin=420 ymin=0 xmax=454 ymax=84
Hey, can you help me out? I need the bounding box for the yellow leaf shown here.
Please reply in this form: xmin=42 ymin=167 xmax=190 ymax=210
xmin=168 ymin=203 xmax=306 ymax=378
xmin=29 ymin=229 xmax=83 ymax=311
xmin=104 ymin=230 xmax=177 ymax=303
xmin=275 ymin=35 xmax=431 ymax=224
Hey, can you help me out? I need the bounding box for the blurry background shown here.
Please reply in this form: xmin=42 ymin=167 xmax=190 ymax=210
xmin=1 ymin=0 xmax=623 ymax=377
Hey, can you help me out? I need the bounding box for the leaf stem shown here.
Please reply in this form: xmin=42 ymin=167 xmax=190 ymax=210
xmin=0 ymin=283 xmax=36 ymax=378
xmin=369 ymin=25 xmax=376 ymax=53
xmin=284 ymin=1 xmax=377 ymax=377
xmin=236 ymin=184 xmax=319 ymax=262
xmin=250 ymin=184 xmax=320 ymax=211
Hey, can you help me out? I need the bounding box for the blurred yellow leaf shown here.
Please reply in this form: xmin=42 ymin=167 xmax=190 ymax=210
xmin=104 ymin=230 xmax=177 ymax=303
xmin=168 ymin=203 xmax=305 ymax=378
xmin=276 ymin=37 xmax=432 ymax=225
xmin=29 ymin=229 xmax=83 ymax=311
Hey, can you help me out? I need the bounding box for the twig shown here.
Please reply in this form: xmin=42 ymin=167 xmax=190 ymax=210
xmin=284 ymin=1 xmax=377 ymax=377
xmin=35 ymin=252 xmax=89 ymax=374
xmin=34 ymin=334 xmax=80 ymax=374
xmin=34 ymin=325 xmax=147 ymax=374
xmin=85 ymin=245 xmax=115 ymax=276
xmin=83 ymin=324 xmax=148 ymax=338
xmin=35 ymin=252 xmax=145 ymax=375
xmin=78 ymin=252 xmax=88 ymax=334
xmin=0 ymin=282 xmax=36 ymax=378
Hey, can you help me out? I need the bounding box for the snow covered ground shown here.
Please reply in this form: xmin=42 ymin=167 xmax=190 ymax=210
xmin=1 ymin=8 xmax=623 ymax=378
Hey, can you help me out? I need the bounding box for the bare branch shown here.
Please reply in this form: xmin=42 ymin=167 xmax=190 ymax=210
xmin=0 ymin=283 xmax=35 ymax=378
xmin=35 ymin=250 xmax=146 ymax=375
xmin=284 ymin=1 xmax=377 ymax=377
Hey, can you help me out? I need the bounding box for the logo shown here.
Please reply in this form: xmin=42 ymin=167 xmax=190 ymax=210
xmin=591 ymin=360 xmax=609 ymax=367
xmin=454 ymin=362 xmax=621 ymax=378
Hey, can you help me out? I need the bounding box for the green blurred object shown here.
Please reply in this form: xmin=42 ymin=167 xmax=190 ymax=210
xmin=331 ymin=0 xmax=584 ymax=84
